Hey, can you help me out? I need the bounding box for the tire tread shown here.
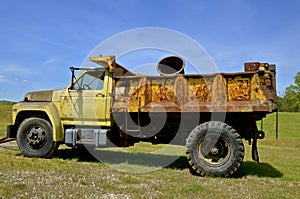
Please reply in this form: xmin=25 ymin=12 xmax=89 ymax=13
xmin=186 ymin=121 xmax=244 ymax=177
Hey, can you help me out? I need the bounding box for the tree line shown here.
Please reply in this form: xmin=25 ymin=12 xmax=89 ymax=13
xmin=277 ymin=72 xmax=300 ymax=112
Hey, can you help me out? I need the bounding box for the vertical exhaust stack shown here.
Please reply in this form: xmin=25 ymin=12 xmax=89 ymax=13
xmin=157 ymin=56 xmax=185 ymax=76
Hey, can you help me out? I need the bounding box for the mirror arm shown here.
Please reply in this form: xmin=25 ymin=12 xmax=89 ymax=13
xmin=69 ymin=67 xmax=77 ymax=90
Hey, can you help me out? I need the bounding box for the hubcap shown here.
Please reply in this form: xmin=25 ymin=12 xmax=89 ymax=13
xmin=198 ymin=135 xmax=231 ymax=166
xmin=26 ymin=126 xmax=46 ymax=149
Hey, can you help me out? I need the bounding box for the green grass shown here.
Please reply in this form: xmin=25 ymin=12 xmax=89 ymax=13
xmin=0 ymin=103 xmax=299 ymax=198
xmin=257 ymin=112 xmax=300 ymax=148
xmin=0 ymin=101 xmax=14 ymax=137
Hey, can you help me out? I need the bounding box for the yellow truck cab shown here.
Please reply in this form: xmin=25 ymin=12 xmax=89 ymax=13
xmin=7 ymin=56 xmax=116 ymax=156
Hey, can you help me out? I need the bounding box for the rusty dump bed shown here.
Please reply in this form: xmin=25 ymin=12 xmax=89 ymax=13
xmin=112 ymin=63 xmax=277 ymax=114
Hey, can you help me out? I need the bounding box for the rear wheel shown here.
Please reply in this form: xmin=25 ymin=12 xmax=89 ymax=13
xmin=17 ymin=117 xmax=58 ymax=158
xmin=186 ymin=121 xmax=244 ymax=177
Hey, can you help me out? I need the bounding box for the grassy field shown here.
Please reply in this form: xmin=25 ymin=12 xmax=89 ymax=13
xmin=0 ymin=101 xmax=14 ymax=137
xmin=0 ymin=102 xmax=299 ymax=198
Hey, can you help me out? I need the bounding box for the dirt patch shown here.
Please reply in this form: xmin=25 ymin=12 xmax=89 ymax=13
xmin=0 ymin=140 xmax=18 ymax=151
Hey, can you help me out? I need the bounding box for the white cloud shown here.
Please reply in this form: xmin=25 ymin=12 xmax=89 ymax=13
xmin=0 ymin=75 xmax=8 ymax=82
xmin=2 ymin=65 xmax=39 ymax=75
xmin=43 ymin=57 xmax=58 ymax=65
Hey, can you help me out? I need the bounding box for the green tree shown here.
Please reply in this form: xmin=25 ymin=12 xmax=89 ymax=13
xmin=279 ymin=72 xmax=300 ymax=112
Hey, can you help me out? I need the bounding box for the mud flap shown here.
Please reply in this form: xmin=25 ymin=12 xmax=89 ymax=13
xmin=252 ymin=123 xmax=260 ymax=163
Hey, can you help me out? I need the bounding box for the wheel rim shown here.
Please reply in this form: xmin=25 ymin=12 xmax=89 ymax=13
xmin=197 ymin=134 xmax=231 ymax=167
xmin=25 ymin=125 xmax=47 ymax=149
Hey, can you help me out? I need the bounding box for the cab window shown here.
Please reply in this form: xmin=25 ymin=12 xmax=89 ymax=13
xmin=73 ymin=70 xmax=105 ymax=90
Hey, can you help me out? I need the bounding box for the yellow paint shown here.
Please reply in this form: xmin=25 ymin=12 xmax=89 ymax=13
xmin=11 ymin=102 xmax=64 ymax=141
xmin=187 ymin=78 xmax=212 ymax=102
xmin=250 ymin=74 xmax=266 ymax=103
xmin=89 ymin=56 xmax=115 ymax=73
xmin=12 ymin=69 xmax=114 ymax=141
xmin=150 ymin=79 xmax=176 ymax=103
xmin=227 ymin=76 xmax=251 ymax=101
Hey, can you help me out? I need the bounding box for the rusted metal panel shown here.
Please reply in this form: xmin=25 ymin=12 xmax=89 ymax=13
xmin=127 ymin=78 xmax=140 ymax=112
xmin=90 ymin=56 xmax=135 ymax=76
xmin=244 ymin=62 xmax=260 ymax=72
xmin=250 ymin=74 xmax=267 ymax=104
xmin=112 ymin=63 xmax=276 ymax=114
xmin=175 ymin=76 xmax=188 ymax=105
xmin=187 ymin=77 xmax=212 ymax=102
xmin=211 ymin=74 xmax=227 ymax=104
xmin=181 ymin=101 xmax=269 ymax=113
xmin=227 ymin=76 xmax=251 ymax=101
xmin=146 ymin=102 xmax=179 ymax=112
xmin=150 ymin=78 xmax=176 ymax=103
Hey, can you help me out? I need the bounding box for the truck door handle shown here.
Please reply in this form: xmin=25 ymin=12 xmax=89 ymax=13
xmin=96 ymin=93 xmax=105 ymax=97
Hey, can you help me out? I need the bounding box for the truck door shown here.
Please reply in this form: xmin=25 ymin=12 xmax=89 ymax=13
xmin=61 ymin=69 xmax=112 ymax=126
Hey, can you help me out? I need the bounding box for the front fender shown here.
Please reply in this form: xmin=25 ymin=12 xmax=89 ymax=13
xmin=12 ymin=102 xmax=64 ymax=141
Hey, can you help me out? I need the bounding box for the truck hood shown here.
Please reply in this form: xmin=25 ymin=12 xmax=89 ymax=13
xmin=24 ymin=90 xmax=54 ymax=102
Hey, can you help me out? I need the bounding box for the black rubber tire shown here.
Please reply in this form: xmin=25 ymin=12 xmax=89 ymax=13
xmin=17 ymin=117 xmax=58 ymax=158
xmin=186 ymin=121 xmax=244 ymax=177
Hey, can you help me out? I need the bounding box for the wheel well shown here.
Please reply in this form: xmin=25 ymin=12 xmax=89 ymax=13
xmin=12 ymin=111 xmax=51 ymax=137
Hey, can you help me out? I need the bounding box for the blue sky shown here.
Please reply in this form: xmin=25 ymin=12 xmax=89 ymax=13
xmin=0 ymin=0 xmax=299 ymax=101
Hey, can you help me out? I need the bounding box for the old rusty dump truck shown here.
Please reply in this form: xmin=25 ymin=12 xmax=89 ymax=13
xmin=6 ymin=55 xmax=277 ymax=177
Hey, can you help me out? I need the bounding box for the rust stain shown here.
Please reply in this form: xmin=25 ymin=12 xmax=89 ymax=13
xmin=113 ymin=68 xmax=275 ymax=113
xmin=188 ymin=78 xmax=212 ymax=102
xmin=150 ymin=78 xmax=176 ymax=103
xmin=251 ymin=74 xmax=266 ymax=104
xmin=137 ymin=77 xmax=148 ymax=108
xmin=175 ymin=76 xmax=188 ymax=105
xmin=212 ymin=75 xmax=227 ymax=104
xmin=128 ymin=79 xmax=140 ymax=112
xmin=227 ymin=76 xmax=250 ymax=101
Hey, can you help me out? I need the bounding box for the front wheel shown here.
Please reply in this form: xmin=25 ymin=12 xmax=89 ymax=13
xmin=17 ymin=117 xmax=58 ymax=158
xmin=186 ymin=121 xmax=244 ymax=177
